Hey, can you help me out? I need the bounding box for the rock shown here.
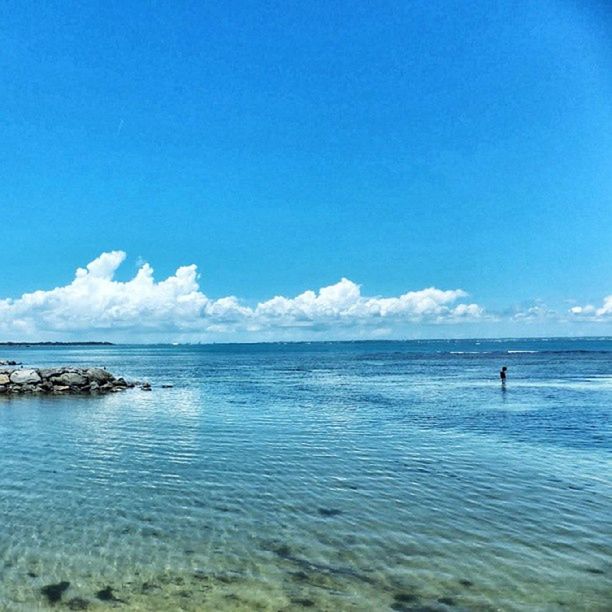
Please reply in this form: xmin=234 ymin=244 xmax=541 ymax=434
xmin=39 ymin=368 xmax=60 ymax=379
xmin=86 ymin=368 xmax=114 ymax=383
xmin=141 ymin=382 xmax=152 ymax=391
xmin=318 ymin=508 xmax=342 ymax=517
xmin=41 ymin=581 xmax=70 ymax=604
xmin=438 ymin=596 xmax=456 ymax=605
xmin=2 ymin=363 xmax=144 ymax=396
xmin=95 ymin=586 xmax=126 ymax=603
xmin=54 ymin=372 xmax=87 ymax=387
xmin=10 ymin=369 xmax=41 ymax=384
xmin=394 ymin=592 xmax=419 ymax=604
xmin=67 ymin=597 xmax=90 ymax=610
xmin=291 ymin=598 xmax=316 ymax=607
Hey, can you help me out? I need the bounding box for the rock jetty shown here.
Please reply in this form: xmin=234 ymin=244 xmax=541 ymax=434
xmin=0 ymin=365 xmax=150 ymax=395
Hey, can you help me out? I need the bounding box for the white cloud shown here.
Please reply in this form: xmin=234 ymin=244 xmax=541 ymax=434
xmin=511 ymin=303 xmax=559 ymax=322
xmin=0 ymin=251 xmax=485 ymax=341
xmin=569 ymin=295 xmax=612 ymax=320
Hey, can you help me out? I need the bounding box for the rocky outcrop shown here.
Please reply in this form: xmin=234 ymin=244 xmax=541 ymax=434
xmin=0 ymin=364 xmax=148 ymax=396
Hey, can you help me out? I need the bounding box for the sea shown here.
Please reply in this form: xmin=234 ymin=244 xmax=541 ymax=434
xmin=0 ymin=338 xmax=610 ymax=611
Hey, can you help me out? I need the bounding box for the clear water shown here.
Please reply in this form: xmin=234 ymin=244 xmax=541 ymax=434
xmin=1 ymin=339 xmax=610 ymax=611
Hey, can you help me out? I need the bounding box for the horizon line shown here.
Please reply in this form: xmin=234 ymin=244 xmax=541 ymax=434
xmin=2 ymin=335 xmax=611 ymax=348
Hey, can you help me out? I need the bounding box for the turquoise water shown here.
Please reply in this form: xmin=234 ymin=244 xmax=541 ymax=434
xmin=1 ymin=339 xmax=610 ymax=611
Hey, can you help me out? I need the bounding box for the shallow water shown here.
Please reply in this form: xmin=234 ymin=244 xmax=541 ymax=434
xmin=1 ymin=339 xmax=611 ymax=610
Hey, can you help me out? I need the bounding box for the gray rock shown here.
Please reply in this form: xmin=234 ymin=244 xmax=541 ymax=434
xmin=39 ymin=368 xmax=61 ymax=379
xmin=54 ymin=372 xmax=87 ymax=386
xmin=1 ymin=363 xmax=143 ymax=396
xmin=86 ymin=368 xmax=114 ymax=383
xmin=10 ymin=369 xmax=42 ymax=384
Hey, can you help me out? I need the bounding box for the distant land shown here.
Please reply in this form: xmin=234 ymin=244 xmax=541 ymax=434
xmin=0 ymin=341 xmax=114 ymax=346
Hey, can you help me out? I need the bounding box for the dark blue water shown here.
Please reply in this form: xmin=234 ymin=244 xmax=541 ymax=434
xmin=1 ymin=339 xmax=610 ymax=610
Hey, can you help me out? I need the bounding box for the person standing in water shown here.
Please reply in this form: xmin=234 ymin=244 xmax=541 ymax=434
xmin=500 ymin=366 xmax=507 ymax=384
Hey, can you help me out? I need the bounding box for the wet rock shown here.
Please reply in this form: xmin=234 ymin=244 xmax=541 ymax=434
xmin=141 ymin=382 xmax=152 ymax=391
xmin=394 ymin=592 xmax=419 ymax=604
xmin=318 ymin=508 xmax=342 ymax=517
xmin=95 ymin=586 xmax=127 ymax=603
xmin=224 ymin=593 xmax=240 ymax=602
xmin=459 ymin=579 xmax=473 ymax=587
xmin=0 ymin=385 xmax=6 ymax=394
xmin=27 ymin=571 xmax=38 ymax=578
xmin=273 ymin=544 xmax=293 ymax=558
xmin=291 ymin=598 xmax=316 ymax=607
xmin=585 ymin=567 xmax=604 ymax=574
xmin=438 ymin=596 xmax=456 ymax=605
xmin=41 ymin=581 xmax=70 ymax=604
xmin=216 ymin=574 xmax=239 ymax=584
xmin=161 ymin=384 xmax=174 ymax=388
xmin=67 ymin=597 xmax=90 ymax=610
xmin=141 ymin=527 xmax=161 ymax=537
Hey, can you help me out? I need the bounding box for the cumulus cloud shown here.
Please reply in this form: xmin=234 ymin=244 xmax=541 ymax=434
xmin=511 ymin=302 xmax=559 ymax=323
xmin=569 ymin=295 xmax=612 ymax=320
xmin=0 ymin=251 xmax=485 ymax=341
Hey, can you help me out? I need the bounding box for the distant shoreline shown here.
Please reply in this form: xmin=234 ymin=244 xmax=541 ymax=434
xmin=0 ymin=342 xmax=114 ymax=346
xmin=0 ymin=337 xmax=610 ymax=348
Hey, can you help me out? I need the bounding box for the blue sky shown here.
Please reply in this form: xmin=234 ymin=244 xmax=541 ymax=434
xmin=0 ymin=1 xmax=611 ymax=341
